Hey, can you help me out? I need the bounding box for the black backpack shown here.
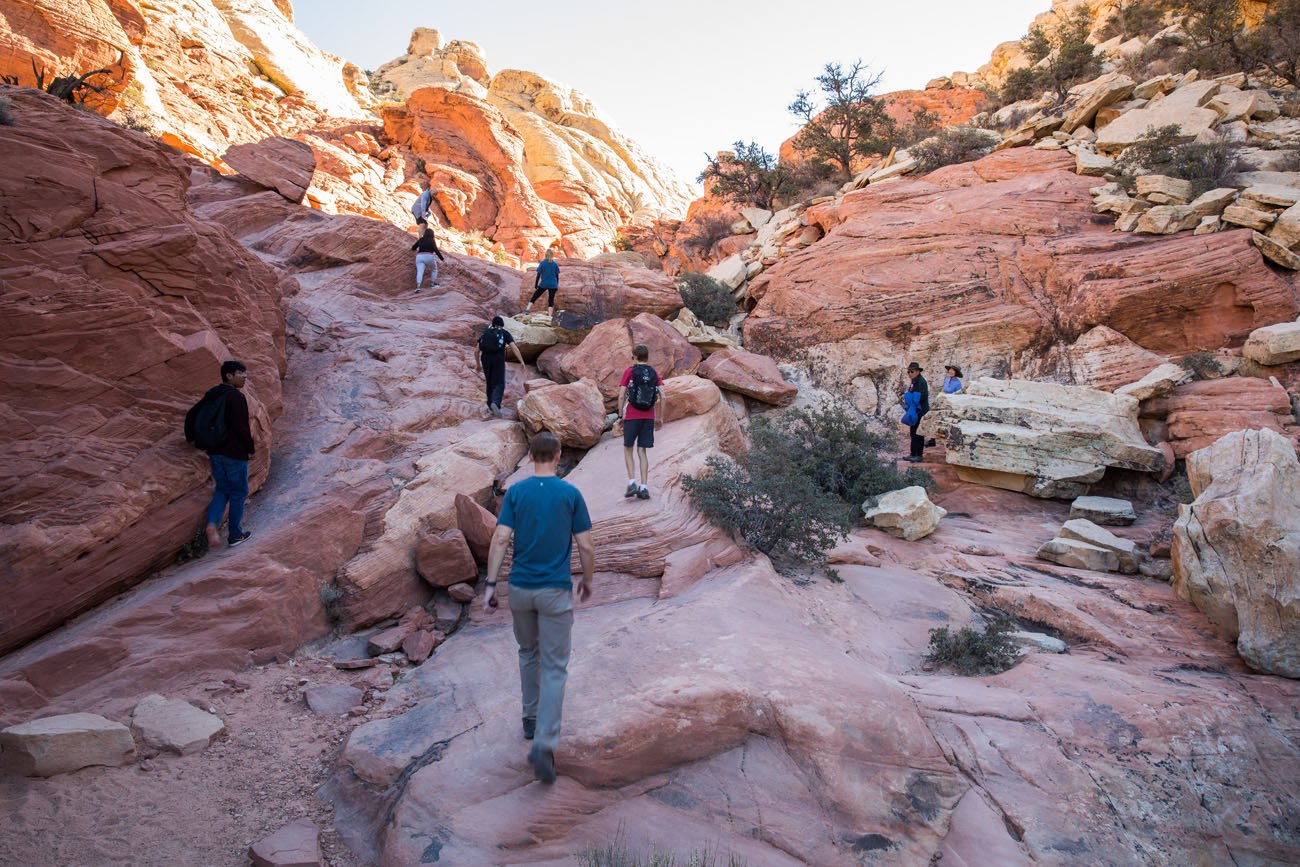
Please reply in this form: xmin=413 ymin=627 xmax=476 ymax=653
xmin=186 ymin=390 xmax=229 ymax=451
xmin=627 ymin=364 xmax=659 ymax=411
xmin=478 ymin=326 xmax=507 ymax=354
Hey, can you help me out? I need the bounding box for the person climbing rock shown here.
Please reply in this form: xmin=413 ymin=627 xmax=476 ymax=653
xmin=523 ymin=248 xmax=560 ymax=319
xmin=184 ymin=360 xmax=255 ymax=548
xmin=617 ymin=343 xmax=664 ymax=500
xmin=474 ymin=315 xmax=525 ymax=416
xmin=901 ymin=361 xmax=929 ymax=463
xmin=483 ymin=432 xmax=595 ymax=784
xmin=411 ymin=181 xmax=434 ymax=229
xmin=411 ymin=226 xmax=446 ymax=291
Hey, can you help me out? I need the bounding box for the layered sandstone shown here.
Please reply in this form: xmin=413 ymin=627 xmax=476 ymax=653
xmin=0 ymin=89 xmax=287 ymax=655
xmin=374 ymin=29 xmax=693 ymax=257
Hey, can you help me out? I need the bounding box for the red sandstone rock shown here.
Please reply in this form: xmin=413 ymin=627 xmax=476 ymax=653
xmin=446 ymin=583 xmax=476 ymax=604
xmin=661 ymin=375 xmax=722 ymax=422
xmin=454 ymin=494 xmax=497 ymax=565
xmin=559 ymin=315 xmax=702 ymax=408
xmin=0 ymin=90 xmax=287 ymax=655
xmin=248 ymin=817 xmax=321 ymax=867
xmin=698 ymin=348 xmax=797 ymax=406
xmin=516 ymin=258 xmax=683 ymax=321
xmin=517 ymin=378 xmax=607 ymax=448
xmin=401 ymin=630 xmax=437 ymax=664
xmin=223 ymin=138 xmax=315 ymax=203
xmin=536 ymin=344 xmax=577 ymax=383
xmin=367 ymin=626 xmax=414 ymax=657
xmin=745 ymin=150 xmax=1298 ymax=390
xmin=1141 ymin=377 xmax=1298 ymax=457
xmin=414 ymin=530 xmax=478 ymax=589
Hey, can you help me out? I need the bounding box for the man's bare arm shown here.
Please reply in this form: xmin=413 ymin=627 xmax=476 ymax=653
xmin=482 ymin=524 xmax=514 ymax=609
xmin=575 ymin=530 xmax=595 ymax=602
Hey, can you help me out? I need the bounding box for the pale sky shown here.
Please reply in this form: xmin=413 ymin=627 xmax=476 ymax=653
xmin=295 ymin=1 xmax=1049 ymax=190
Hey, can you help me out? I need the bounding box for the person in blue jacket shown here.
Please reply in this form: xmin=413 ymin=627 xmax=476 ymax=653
xmin=901 ymin=362 xmax=930 ymax=462
xmin=524 ymin=248 xmax=560 ymax=319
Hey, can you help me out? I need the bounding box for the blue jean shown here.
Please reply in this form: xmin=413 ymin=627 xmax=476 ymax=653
xmin=206 ymin=454 xmax=249 ymax=539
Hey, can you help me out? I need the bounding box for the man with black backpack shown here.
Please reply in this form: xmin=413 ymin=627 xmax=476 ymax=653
xmin=184 ymin=360 xmax=256 ymax=549
xmin=617 ymin=344 xmax=665 ymax=500
xmin=474 ymin=316 xmax=526 ymax=416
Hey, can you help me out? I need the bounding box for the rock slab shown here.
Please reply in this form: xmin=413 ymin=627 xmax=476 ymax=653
xmin=862 ymin=486 xmax=946 ymax=541
xmin=1172 ymin=428 xmax=1300 ymax=678
xmin=304 ymin=685 xmax=364 ymax=716
xmin=131 ymin=694 xmax=225 ymax=756
xmin=249 ymin=817 xmax=321 ymax=867
xmin=1069 ymin=496 xmax=1137 ymax=526
xmin=0 ymin=713 xmax=134 ymax=777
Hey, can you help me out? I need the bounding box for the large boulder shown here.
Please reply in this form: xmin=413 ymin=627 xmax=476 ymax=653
xmin=414 ymin=529 xmax=479 ymax=589
xmin=0 ymin=713 xmax=135 ymax=776
xmin=922 ymin=379 xmax=1165 ymax=498
xmin=661 ymin=375 xmax=723 ymax=422
xmin=558 ymin=314 xmax=701 ymax=408
xmin=697 ymin=348 xmax=797 ymax=406
xmin=862 ymin=486 xmax=946 ymax=541
xmin=517 ymin=378 xmax=607 ymax=448
xmin=1095 ymin=81 xmax=1222 ymax=155
xmin=1172 ymin=428 xmax=1300 ymax=677
xmin=517 ymin=258 xmax=683 ymax=320
xmin=222 ymin=138 xmax=315 ymax=203
xmin=1242 ymin=318 xmax=1300 ymax=366
xmin=0 ymin=89 xmax=288 ymax=655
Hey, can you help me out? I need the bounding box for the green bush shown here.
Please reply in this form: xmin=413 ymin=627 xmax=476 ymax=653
xmin=684 ymin=400 xmax=932 ymax=565
xmin=1116 ymin=125 xmax=1241 ymax=197
xmin=178 ymin=526 xmax=209 ymax=561
xmin=612 ymin=233 xmax=634 ymax=252
xmin=677 ymin=272 xmax=736 ymax=327
xmin=676 ymin=214 xmax=735 ymax=257
xmin=1178 ymin=350 xmax=1225 ymax=380
xmin=910 ymin=127 xmax=998 ymax=174
xmin=1097 ymin=0 xmax=1167 ymax=42
xmin=580 ymin=842 xmax=746 ymax=867
xmin=925 ymin=615 xmax=1018 ymax=675
xmin=999 ymin=68 xmax=1042 ymax=105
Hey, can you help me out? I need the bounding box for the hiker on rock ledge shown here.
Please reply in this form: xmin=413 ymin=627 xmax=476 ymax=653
xmin=523 ymin=248 xmax=560 ymax=320
xmin=474 ymin=315 xmax=525 ymax=416
xmin=483 ymin=432 xmax=595 ymax=784
xmin=617 ymin=343 xmax=664 ymax=500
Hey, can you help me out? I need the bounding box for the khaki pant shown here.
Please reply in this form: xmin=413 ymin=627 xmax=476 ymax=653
xmin=509 ymin=585 xmax=573 ymax=755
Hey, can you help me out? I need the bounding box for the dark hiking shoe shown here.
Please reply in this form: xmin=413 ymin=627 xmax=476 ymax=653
xmin=528 ymin=746 xmax=556 ymax=784
xmin=522 ymin=717 xmax=536 ymax=740
xmin=636 ymin=486 xmax=650 ymax=500
xmin=228 ymin=531 xmax=252 ymax=546
xmin=904 ymin=456 xmax=922 ymax=463
xmin=625 ymin=481 xmax=639 ymax=498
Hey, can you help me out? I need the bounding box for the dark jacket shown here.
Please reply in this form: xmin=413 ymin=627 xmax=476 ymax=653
xmin=193 ymin=383 xmax=255 ymax=461
xmin=907 ymin=374 xmax=930 ymax=415
xmin=411 ymin=232 xmax=445 ymax=259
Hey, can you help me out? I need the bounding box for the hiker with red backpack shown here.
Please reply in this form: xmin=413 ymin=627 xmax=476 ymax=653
xmin=184 ymin=360 xmax=255 ymax=548
xmin=474 ymin=316 xmax=526 ymax=416
xmin=617 ymin=343 xmax=665 ymax=500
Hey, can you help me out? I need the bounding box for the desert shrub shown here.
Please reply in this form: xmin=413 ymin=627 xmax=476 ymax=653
xmin=782 ymin=159 xmax=840 ymax=204
xmin=1115 ymin=124 xmax=1241 ymax=196
xmin=677 ymin=272 xmax=736 ymax=327
xmin=580 ymin=841 xmax=746 ymax=867
xmin=750 ymin=400 xmax=934 ymax=507
xmin=698 ymin=141 xmax=799 ymax=210
xmin=320 ymin=583 xmax=345 ymax=623
xmin=1179 ymin=350 xmax=1225 ymax=380
xmin=612 ymin=233 xmax=634 ymax=252
xmin=788 ymin=60 xmax=895 ymax=178
xmin=676 ymin=214 xmax=735 ymax=257
xmin=177 ymin=526 xmax=209 ymax=561
xmin=0 ymin=97 xmax=12 ymax=126
xmin=1097 ymin=0 xmax=1168 ymax=41
xmin=684 ymin=400 xmax=931 ymax=564
xmin=925 ymin=615 xmax=1018 ymax=675
xmin=1017 ymin=6 xmax=1101 ymax=104
xmin=910 ymin=127 xmax=999 ymax=173
xmin=1000 ymin=68 xmax=1043 ymax=105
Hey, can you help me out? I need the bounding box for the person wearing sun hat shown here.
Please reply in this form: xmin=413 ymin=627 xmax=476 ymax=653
xmin=942 ymin=364 xmax=964 ymax=395
xmin=900 ymin=361 xmax=930 ymax=462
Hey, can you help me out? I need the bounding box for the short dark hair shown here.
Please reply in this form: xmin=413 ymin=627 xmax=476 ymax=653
xmin=633 ymin=343 xmax=649 ymax=361
xmin=529 ymin=432 xmax=561 ymax=462
xmin=220 ymin=360 xmax=246 ymax=380
xmin=491 ymin=315 xmax=505 ymax=327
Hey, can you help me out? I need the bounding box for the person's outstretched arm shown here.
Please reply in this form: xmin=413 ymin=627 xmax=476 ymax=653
xmin=482 ymin=523 xmax=514 ymax=609
xmin=510 ymin=343 xmax=525 ymax=366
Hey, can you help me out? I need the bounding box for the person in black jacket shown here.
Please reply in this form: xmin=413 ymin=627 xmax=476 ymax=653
xmin=903 ymin=361 xmax=930 ymax=462
xmin=187 ymin=360 xmax=256 ymax=548
xmin=412 ymin=227 xmax=446 ymax=291
xmin=474 ymin=316 xmax=526 ymax=416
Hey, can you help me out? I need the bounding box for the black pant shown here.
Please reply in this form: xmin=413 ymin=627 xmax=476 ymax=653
xmin=484 ymin=354 xmax=506 ymax=407
xmin=529 ymin=285 xmax=557 ymax=307
xmin=909 ymin=410 xmax=927 ymax=458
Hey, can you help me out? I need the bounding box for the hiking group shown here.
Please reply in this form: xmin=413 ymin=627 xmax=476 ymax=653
xmin=179 ymin=176 xmax=956 ymax=786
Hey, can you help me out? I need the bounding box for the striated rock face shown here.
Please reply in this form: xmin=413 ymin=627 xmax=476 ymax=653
xmin=0 ymin=0 xmax=369 ymax=165
xmin=1139 ymin=377 xmax=1299 ymax=458
xmin=1173 ymin=428 xmax=1300 ymax=678
xmin=922 ymin=378 xmax=1164 ymax=498
xmin=745 ymin=149 xmax=1298 ymax=402
xmin=0 ymin=89 xmax=287 ymax=655
xmin=374 ymin=29 xmax=692 ymax=257
xmin=515 ymin=257 xmax=683 ymax=321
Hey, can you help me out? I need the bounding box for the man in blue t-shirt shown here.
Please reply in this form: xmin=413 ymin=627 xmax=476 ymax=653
xmin=483 ymin=431 xmax=595 ymax=784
